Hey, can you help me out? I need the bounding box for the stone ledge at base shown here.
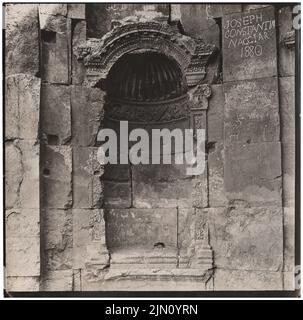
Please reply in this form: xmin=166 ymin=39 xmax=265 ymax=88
xmin=80 ymin=268 xmax=214 ymax=291
xmin=83 ymin=268 xmax=213 ymax=283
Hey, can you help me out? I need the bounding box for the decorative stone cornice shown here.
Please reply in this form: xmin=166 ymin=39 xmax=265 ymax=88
xmin=76 ymin=22 xmax=217 ymax=87
xmin=104 ymin=95 xmax=190 ymax=123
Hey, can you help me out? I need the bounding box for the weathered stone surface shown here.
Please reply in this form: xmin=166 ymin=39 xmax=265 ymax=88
xmin=72 ymin=20 xmax=87 ymax=84
xmin=283 ymin=207 xmax=295 ymax=272
xmin=214 ymin=269 xmax=283 ymax=290
xmin=282 ymin=143 xmax=295 ymax=207
xmin=6 ymin=237 xmax=40 ymax=277
xmin=43 ymin=209 xmax=72 ymax=271
xmin=41 ymin=84 xmax=71 ymax=145
xmin=39 ymin=4 xmax=67 ymax=16
xmin=6 ymin=276 xmax=40 ymax=292
xmin=5 ymin=4 xmax=39 ymax=76
xmin=103 ymin=164 xmax=130 ymax=181
xmin=103 ymin=181 xmax=131 ymax=208
xmin=178 ymin=208 xmax=195 ymax=253
xmin=5 ymin=75 xmax=40 ymax=141
xmin=40 ymin=13 xmax=70 ymax=84
xmin=73 ymin=209 xmax=107 ymax=269
xmin=71 ymin=86 xmax=104 ymax=146
xmin=208 ymin=142 xmax=228 ymax=207
xmin=6 ymin=209 xmax=39 ymax=238
xmin=278 ymin=6 xmax=295 ymax=77
xmin=133 ymin=179 xmax=193 ymax=208
xmin=208 ymin=85 xmax=224 ymax=143
xmin=87 ymin=4 xmax=169 ymax=37
xmin=280 ymin=77 xmax=295 ymax=144
xmin=180 ymin=4 xmax=220 ymax=47
xmin=204 ymin=4 xmax=242 ymax=19
xmin=223 ymin=7 xmax=277 ymax=82
xmin=224 ymin=78 xmax=280 ymax=145
xmin=5 ymin=140 xmax=39 ymax=209
xmin=41 ymin=270 xmax=73 ymax=291
xmin=208 ymin=207 xmax=283 ymax=271
xmin=42 ymin=145 xmax=72 ymax=209
xmin=73 ymin=147 xmax=103 ymax=208
xmin=105 ymin=209 xmax=178 ymax=251
xmin=73 ymin=270 xmax=82 ymax=291
xmin=68 ymin=4 xmax=85 ymax=19
xmin=224 ymin=142 xmax=282 ymax=206
xmin=283 ymin=271 xmax=296 ymax=290
xmin=242 ymin=4 xmax=272 ymax=12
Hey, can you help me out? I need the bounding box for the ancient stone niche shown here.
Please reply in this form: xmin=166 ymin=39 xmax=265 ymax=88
xmin=77 ymin=18 xmax=216 ymax=287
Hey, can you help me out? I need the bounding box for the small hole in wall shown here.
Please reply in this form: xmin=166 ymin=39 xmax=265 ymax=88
xmin=154 ymin=242 xmax=165 ymax=249
xmin=246 ymin=138 xmax=251 ymax=144
xmin=41 ymin=30 xmax=56 ymax=43
xmin=43 ymin=168 xmax=50 ymax=176
xmin=47 ymin=134 xmax=59 ymax=145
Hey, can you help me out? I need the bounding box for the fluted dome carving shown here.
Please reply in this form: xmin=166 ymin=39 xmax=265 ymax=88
xmin=103 ymin=52 xmax=188 ymax=101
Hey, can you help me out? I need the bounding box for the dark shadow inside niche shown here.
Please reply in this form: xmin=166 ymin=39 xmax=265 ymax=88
xmin=103 ymin=51 xmax=188 ymax=102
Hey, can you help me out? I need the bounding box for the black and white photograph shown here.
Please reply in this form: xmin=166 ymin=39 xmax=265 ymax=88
xmin=0 ymin=1 xmax=301 ymax=302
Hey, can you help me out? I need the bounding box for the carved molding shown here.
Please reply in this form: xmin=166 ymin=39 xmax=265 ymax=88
xmin=77 ymin=22 xmax=217 ymax=87
xmin=104 ymin=95 xmax=190 ymax=123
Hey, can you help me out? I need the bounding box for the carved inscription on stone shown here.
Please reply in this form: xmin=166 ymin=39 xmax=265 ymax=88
xmin=223 ymin=7 xmax=277 ymax=81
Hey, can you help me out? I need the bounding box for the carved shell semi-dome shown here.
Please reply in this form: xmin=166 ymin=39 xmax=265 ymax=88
xmin=103 ymin=51 xmax=188 ymax=102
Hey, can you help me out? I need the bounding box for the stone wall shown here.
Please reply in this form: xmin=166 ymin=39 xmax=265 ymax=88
xmin=4 ymin=3 xmax=297 ymax=292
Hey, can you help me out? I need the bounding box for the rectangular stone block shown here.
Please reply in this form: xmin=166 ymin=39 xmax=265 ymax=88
xmin=102 ymin=164 xmax=130 ymax=182
xmin=5 ymin=140 xmax=39 ymax=209
xmin=73 ymin=147 xmax=103 ymax=208
xmin=68 ymin=4 xmax=85 ymax=19
xmin=40 ymin=13 xmax=70 ymax=84
xmin=214 ymin=269 xmax=283 ymax=290
xmin=6 ymin=236 xmax=40 ymax=277
xmin=177 ymin=208 xmax=195 ymax=259
xmin=73 ymin=209 xmax=106 ymax=269
xmin=208 ymin=207 xmax=283 ymax=271
xmin=43 ymin=209 xmax=72 ymax=271
xmin=224 ymin=78 xmax=280 ymax=145
xmin=41 ymin=145 xmax=72 ymax=209
xmin=5 ymin=4 xmax=40 ymax=76
xmin=5 ymin=75 xmax=40 ymax=141
xmin=278 ymin=6 xmax=295 ymax=77
xmin=71 ymin=86 xmax=104 ymax=146
xmin=41 ymin=84 xmax=71 ymax=145
xmin=39 ymin=4 xmax=67 ymax=16
xmin=224 ymin=142 xmax=282 ymax=206
xmin=223 ymin=7 xmax=277 ymax=82
xmin=208 ymin=142 xmax=228 ymax=207
xmin=103 ymin=181 xmax=131 ymax=209
xmin=6 ymin=276 xmax=40 ymax=292
xmin=208 ymin=84 xmax=224 ymax=143
xmin=72 ymin=20 xmax=87 ymax=84
xmin=6 ymin=209 xmax=40 ymax=238
xmin=283 ymin=207 xmax=295 ymax=272
xmin=280 ymin=77 xmax=295 ymax=144
xmin=133 ymin=179 xmax=193 ymax=208
xmin=282 ymin=143 xmax=295 ymax=207
xmin=105 ymin=208 xmax=178 ymax=251
xmin=207 ymin=4 xmax=242 ymax=19
xmin=40 ymin=270 xmax=73 ymax=291
xmin=283 ymin=271 xmax=296 ymax=291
